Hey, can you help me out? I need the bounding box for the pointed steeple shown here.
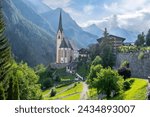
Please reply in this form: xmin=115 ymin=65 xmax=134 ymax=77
xmin=58 ymin=10 xmax=63 ymax=33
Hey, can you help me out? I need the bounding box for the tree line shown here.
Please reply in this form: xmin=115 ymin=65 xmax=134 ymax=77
xmin=0 ymin=4 xmax=42 ymax=100
xmin=135 ymin=30 xmax=150 ymax=46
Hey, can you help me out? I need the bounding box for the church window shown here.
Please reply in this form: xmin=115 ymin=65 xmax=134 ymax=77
xmin=58 ymin=35 xmax=60 ymax=39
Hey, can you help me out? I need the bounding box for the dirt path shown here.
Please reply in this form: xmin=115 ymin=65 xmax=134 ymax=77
xmin=80 ymin=82 xmax=88 ymax=100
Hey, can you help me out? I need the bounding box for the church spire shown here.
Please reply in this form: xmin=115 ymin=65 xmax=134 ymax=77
xmin=58 ymin=10 xmax=63 ymax=32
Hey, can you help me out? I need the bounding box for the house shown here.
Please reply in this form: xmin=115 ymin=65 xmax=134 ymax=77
xmin=78 ymin=48 xmax=89 ymax=58
xmin=97 ymin=34 xmax=125 ymax=52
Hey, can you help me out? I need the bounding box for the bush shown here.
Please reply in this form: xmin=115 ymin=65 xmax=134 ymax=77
xmin=74 ymin=83 xmax=77 ymax=87
xmin=138 ymin=52 xmax=144 ymax=60
xmin=55 ymin=76 xmax=61 ymax=82
xmin=123 ymin=81 xmax=131 ymax=90
xmin=43 ymin=78 xmax=53 ymax=89
xmin=50 ymin=89 xmax=56 ymax=97
xmin=118 ymin=61 xmax=131 ymax=80
xmin=118 ymin=67 xmax=131 ymax=80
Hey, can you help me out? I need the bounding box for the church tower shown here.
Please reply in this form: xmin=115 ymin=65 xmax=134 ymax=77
xmin=56 ymin=11 xmax=64 ymax=63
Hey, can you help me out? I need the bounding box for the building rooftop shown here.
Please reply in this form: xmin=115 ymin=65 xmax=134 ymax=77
xmin=97 ymin=34 xmax=126 ymax=43
xmin=59 ymin=38 xmax=68 ymax=48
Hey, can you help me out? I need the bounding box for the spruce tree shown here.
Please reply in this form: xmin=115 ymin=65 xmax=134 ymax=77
xmin=0 ymin=2 xmax=12 ymax=81
xmin=135 ymin=32 xmax=145 ymax=46
xmin=0 ymin=82 xmax=5 ymax=99
xmin=146 ymin=29 xmax=150 ymax=46
xmin=99 ymin=28 xmax=115 ymax=68
xmin=7 ymin=77 xmax=13 ymax=100
xmin=13 ymin=77 xmax=20 ymax=100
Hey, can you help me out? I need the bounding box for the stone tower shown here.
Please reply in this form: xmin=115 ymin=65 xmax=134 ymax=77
xmin=56 ymin=11 xmax=64 ymax=63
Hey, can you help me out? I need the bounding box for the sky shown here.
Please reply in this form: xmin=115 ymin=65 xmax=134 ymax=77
xmin=41 ymin=0 xmax=150 ymax=32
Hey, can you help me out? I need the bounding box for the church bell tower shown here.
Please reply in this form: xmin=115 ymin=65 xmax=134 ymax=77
xmin=56 ymin=11 xmax=64 ymax=63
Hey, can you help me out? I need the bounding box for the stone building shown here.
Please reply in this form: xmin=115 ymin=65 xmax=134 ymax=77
xmin=56 ymin=11 xmax=78 ymax=64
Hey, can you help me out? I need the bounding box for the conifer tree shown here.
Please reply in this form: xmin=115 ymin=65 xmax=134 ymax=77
xmin=13 ymin=77 xmax=20 ymax=100
xmin=146 ymin=29 xmax=150 ymax=46
xmin=0 ymin=2 xmax=12 ymax=81
xmin=99 ymin=28 xmax=115 ymax=68
xmin=135 ymin=32 xmax=145 ymax=46
xmin=0 ymin=82 xmax=5 ymax=99
xmin=7 ymin=77 xmax=13 ymax=100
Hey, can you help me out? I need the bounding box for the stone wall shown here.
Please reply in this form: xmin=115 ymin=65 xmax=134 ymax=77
xmin=116 ymin=52 xmax=150 ymax=78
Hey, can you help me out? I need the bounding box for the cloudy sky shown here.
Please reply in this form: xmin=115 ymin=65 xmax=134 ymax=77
xmin=42 ymin=0 xmax=150 ymax=32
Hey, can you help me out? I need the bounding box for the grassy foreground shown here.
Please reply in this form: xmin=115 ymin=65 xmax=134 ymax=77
xmin=112 ymin=78 xmax=148 ymax=100
xmin=88 ymin=78 xmax=148 ymax=100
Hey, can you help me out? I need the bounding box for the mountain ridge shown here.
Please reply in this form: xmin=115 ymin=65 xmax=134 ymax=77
xmin=2 ymin=0 xmax=55 ymax=66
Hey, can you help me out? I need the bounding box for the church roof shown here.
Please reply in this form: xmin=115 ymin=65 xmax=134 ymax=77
xmin=57 ymin=11 xmax=63 ymax=33
xmin=59 ymin=38 xmax=69 ymax=48
xmin=66 ymin=39 xmax=73 ymax=50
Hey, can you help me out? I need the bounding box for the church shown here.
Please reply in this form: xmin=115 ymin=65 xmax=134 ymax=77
xmin=56 ymin=11 xmax=78 ymax=64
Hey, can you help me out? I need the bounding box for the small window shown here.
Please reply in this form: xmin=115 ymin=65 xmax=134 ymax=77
xmin=58 ymin=35 xmax=60 ymax=39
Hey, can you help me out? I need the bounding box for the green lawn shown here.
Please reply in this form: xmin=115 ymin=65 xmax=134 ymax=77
xmin=42 ymin=83 xmax=72 ymax=99
xmin=42 ymin=89 xmax=51 ymax=96
xmin=43 ymin=82 xmax=83 ymax=100
xmin=112 ymin=78 xmax=148 ymax=100
xmin=50 ymin=82 xmax=83 ymax=100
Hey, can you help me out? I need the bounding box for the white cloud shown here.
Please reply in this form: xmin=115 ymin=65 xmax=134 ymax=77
xmin=104 ymin=2 xmax=119 ymax=13
xmin=103 ymin=0 xmax=149 ymax=13
xmin=83 ymin=5 xmax=94 ymax=14
xmin=42 ymin=0 xmax=150 ymax=33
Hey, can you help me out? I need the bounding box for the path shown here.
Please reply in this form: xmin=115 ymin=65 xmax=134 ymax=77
xmin=80 ymin=82 xmax=88 ymax=100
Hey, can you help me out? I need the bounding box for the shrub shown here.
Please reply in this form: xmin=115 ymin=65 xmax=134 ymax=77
xmin=138 ymin=52 xmax=144 ymax=60
xmin=118 ymin=61 xmax=131 ymax=80
xmin=123 ymin=81 xmax=131 ymax=90
xmin=74 ymin=83 xmax=77 ymax=87
xmin=118 ymin=67 xmax=131 ymax=80
xmin=43 ymin=78 xmax=53 ymax=89
xmin=55 ymin=76 xmax=61 ymax=82
xmin=50 ymin=89 xmax=56 ymax=97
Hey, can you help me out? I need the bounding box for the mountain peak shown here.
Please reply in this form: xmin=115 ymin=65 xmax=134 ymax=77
xmin=83 ymin=24 xmax=103 ymax=37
